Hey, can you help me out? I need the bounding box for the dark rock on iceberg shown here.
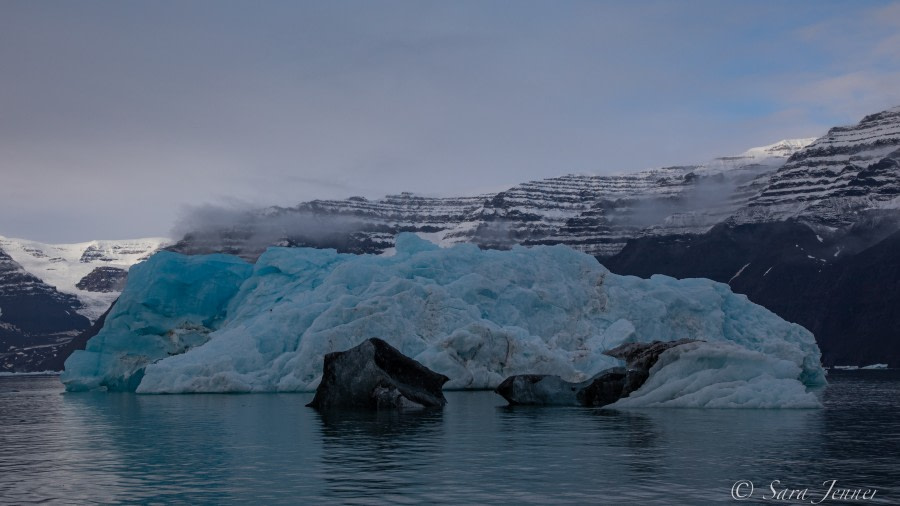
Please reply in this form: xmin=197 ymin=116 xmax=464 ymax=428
xmin=603 ymin=338 xmax=701 ymax=395
xmin=576 ymin=368 xmax=627 ymax=407
xmin=496 ymin=339 xmax=702 ymax=407
xmin=495 ymin=367 xmax=626 ymax=407
xmin=306 ymin=338 xmax=449 ymax=410
xmin=496 ymin=374 xmax=583 ymax=406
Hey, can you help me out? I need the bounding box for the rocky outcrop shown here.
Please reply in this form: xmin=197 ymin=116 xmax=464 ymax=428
xmin=75 ymin=267 xmax=128 ymax=292
xmin=495 ymin=340 xmax=700 ymax=407
xmin=307 ymin=338 xmax=449 ymax=410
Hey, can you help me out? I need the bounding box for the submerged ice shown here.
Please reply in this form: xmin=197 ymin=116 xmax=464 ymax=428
xmin=62 ymin=233 xmax=825 ymax=407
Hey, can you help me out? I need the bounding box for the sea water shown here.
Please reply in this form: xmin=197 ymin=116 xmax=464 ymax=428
xmin=1 ymin=371 xmax=897 ymax=505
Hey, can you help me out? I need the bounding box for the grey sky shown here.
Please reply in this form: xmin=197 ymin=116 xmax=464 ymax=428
xmin=2 ymin=0 xmax=900 ymax=242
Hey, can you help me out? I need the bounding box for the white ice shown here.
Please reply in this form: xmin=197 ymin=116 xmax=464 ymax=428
xmin=62 ymin=234 xmax=825 ymax=407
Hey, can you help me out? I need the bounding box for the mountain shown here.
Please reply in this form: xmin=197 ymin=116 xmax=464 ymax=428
xmin=0 ymin=248 xmax=89 ymax=372
xmin=171 ymin=194 xmax=490 ymax=260
xmin=11 ymin=105 xmax=900 ymax=371
xmin=0 ymin=236 xmax=168 ymax=372
xmin=0 ymin=236 xmax=169 ymax=321
xmin=603 ymin=218 xmax=900 ymax=368
xmin=167 ymin=105 xmax=900 ymax=368
xmin=604 ymin=106 xmax=900 ymax=367
xmin=733 ymin=106 xmax=900 ymax=227
xmin=460 ymin=138 xmax=816 ymax=255
xmin=171 ymin=138 xmax=814 ymax=259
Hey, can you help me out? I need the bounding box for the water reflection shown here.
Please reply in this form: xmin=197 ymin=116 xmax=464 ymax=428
xmin=589 ymin=409 xmax=664 ymax=476
xmin=58 ymin=391 xmax=323 ymax=504
xmin=1 ymin=375 xmax=897 ymax=505
xmin=314 ymin=408 xmax=445 ymax=502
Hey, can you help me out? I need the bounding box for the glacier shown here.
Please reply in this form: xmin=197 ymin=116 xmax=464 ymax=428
xmin=61 ymin=233 xmax=825 ymax=407
xmin=0 ymin=235 xmax=169 ymax=321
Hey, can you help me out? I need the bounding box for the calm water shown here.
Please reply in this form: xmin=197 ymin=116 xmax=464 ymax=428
xmin=1 ymin=371 xmax=898 ymax=505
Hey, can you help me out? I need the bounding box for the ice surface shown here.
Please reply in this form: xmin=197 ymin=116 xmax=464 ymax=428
xmin=610 ymin=341 xmax=822 ymax=408
xmin=62 ymin=234 xmax=825 ymax=407
xmin=60 ymin=252 xmax=253 ymax=391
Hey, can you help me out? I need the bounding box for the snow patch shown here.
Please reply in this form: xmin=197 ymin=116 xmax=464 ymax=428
xmin=741 ymin=138 xmax=817 ymax=159
xmin=728 ymin=263 xmax=751 ymax=284
xmin=0 ymin=235 xmax=170 ymax=321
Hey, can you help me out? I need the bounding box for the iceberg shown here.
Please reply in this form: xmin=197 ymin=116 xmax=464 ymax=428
xmin=60 ymin=252 xmax=253 ymax=391
xmin=62 ymin=233 xmax=825 ymax=407
xmin=610 ymin=341 xmax=822 ymax=408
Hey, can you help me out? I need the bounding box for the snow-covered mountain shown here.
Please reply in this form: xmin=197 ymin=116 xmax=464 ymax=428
xmin=172 ymin=194 xmax=489 ymax=259
xmin=163 ymin=104 xmax=900 ymax=370
xmin=0 ymin=236 xmax=168 ymax=372
xmin=173 ymin=108 xmax=900 ymax=258
xmin=603 ymin=106 xmax=900 ymax=368
xmin=1 ymin=248 xmax=88 ymax=372
xmin=0 ymin=236 xmax=169 ymax=321
xmin=172 ymin=138 xmax=814 ymax=258
xmin=735 ymin=106 xmax=900 ymax=227
xmin=456 ymin=138 xmax=816 ymax=256
xmin=10 ymin=104 xmax=900 ymax=371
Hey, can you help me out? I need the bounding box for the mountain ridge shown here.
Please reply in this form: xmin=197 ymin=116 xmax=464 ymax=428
xmin=0 ymin=236 xmax=168 ymax=372
xmin=0 ymin=235 xmax=169 ymax=321
xmin=5 ymin=104 xmax=900 ymax=371
xmin=171 ymin=136 xmax=819 ymax=259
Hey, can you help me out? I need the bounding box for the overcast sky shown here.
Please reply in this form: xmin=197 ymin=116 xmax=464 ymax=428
xmin=2 ymin=0 xmax=900 ymax=243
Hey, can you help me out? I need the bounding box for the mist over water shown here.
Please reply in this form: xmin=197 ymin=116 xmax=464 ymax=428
xmin=1 ymin=371 xmax=897 ymax=505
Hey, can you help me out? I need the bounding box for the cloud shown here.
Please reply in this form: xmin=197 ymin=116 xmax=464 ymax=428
xmin=2 ymin=1 xmax=900 ymax=242
xmin=793 ymin=71 xmax=900 ymax=114
xmin=170 ymin=201 xmax=379 ymax=259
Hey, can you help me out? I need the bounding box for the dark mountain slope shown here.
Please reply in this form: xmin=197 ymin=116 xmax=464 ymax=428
xmin=0 ymin=248 xmax=90 ymax=372
xmin=603 ymin=218 xmax=900 ymax=367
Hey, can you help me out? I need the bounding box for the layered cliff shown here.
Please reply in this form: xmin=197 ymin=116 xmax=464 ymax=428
xmin=735 ymin=106 xmax=900 ymax=227
xmin=171 ymin=139 xmax=813 ymax=258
